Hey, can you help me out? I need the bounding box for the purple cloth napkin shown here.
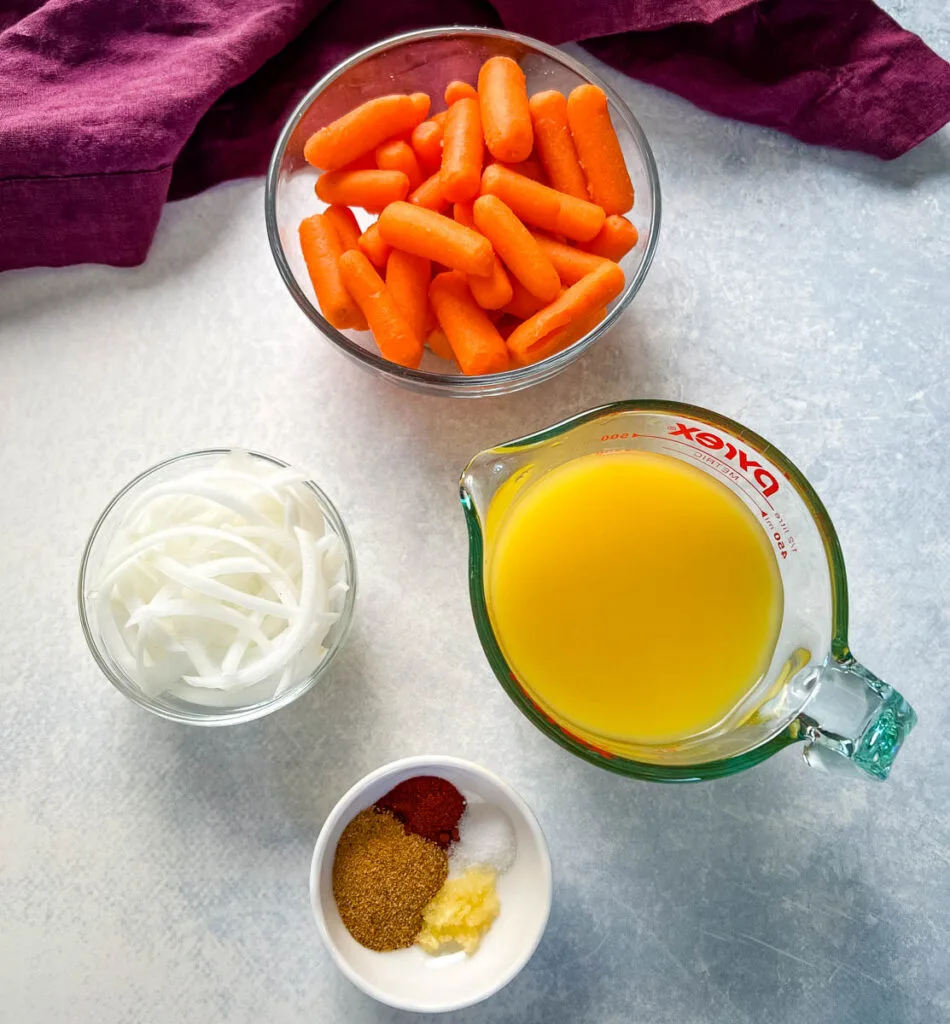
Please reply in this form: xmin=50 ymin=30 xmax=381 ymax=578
xmin=1 ymin=0 xmax=948 ymax=272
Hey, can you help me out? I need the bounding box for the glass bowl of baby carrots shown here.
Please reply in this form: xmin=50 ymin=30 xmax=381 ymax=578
xmin=265 ymin=27 xmax=660 ymax=397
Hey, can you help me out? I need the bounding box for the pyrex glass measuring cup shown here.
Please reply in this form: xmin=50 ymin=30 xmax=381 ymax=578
xmin=460 ymin=401 xmax=917 ymax=782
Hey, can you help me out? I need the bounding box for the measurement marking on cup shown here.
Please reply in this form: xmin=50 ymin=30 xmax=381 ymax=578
xmin=761 ymin=510 xmax=798 ymax=556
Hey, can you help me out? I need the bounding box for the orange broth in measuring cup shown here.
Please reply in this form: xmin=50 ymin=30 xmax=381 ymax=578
xmin=486 ymin=450 xmax=783 ymax=747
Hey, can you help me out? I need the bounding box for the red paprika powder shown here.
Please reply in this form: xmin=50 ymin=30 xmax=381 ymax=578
xmin=376 ymin=776 xmax=466 ymax=849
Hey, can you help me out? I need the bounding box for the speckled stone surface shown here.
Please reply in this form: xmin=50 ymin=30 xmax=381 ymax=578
xmin=2 ymin=25 xmax=949 ymax=1024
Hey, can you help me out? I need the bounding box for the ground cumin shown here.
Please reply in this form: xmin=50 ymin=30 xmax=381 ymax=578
xmin=332 ymin=807 xmax=448 ymax=951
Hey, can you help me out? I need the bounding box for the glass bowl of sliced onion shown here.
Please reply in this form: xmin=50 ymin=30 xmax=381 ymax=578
xmin=78 ymin=449 xmax=357 ymax=725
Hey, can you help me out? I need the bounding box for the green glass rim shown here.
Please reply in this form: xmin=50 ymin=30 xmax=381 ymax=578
xmin=459 ymin=399 xmax=850 ymax=781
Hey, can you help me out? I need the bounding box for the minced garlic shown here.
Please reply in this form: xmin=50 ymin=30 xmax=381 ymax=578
xmin=416 ymin=866 xmax=500 ymax=955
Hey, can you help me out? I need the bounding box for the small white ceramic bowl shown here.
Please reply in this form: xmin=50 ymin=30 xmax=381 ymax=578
xmin=310 ymin=755 xmax=552 ymax=1012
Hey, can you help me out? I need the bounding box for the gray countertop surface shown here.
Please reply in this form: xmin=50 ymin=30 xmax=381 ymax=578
xmin=2 ymin=20 xmax=949 ymax=1024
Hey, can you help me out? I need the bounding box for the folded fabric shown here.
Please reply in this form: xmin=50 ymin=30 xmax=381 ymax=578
xmin=1 ymin=0 xmax=948 ymax=272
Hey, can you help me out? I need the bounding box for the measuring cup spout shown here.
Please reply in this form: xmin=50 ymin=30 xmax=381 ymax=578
xmin=459 ymin=442 xmax=536 ymax=524
xmin=797 ymin=657 xmax=917 ymax=779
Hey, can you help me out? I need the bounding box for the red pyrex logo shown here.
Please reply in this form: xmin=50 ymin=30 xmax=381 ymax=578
xmin=668 ymin=423 xmax=780 ymax=498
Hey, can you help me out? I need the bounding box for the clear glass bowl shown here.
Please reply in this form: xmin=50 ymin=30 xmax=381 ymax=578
xmin=77 ymin=449 xmax=357 ymax=726
xmin=265 ymin=27 xmax=661 ymax=398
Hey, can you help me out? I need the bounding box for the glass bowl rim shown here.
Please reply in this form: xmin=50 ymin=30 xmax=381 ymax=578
xmin=77 ymin=447 xmax=358 ymax=726
xmin=264 ymin=25 xmax=662 ymax=392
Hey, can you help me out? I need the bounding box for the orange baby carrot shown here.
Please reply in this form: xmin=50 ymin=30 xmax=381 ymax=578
xmin=528 ymin=90 xmax=588 ymax=200
xmin=357 ymin=222 xmax=391 ymax=268
xmin=501 ymin=278 xmax=547 ymax=320
xmin=440 ymin=97 xmax=484 ymax=203
xmin=337 ymin=250 xmax=423 ymax=368
xmin=478 ymin=57 xmax=533 ymax=163
xmin=432 ymin=110 xmax=448 ymax=128
xmin=566 ymin=84 xmax=634 ymax=215
xmin=580 ymin=215 xmax=638 ymax=260
xmin=410 ymin=171 xmax=450 ymax=213
xmin=386 ymin=249 xmax=431 ymax=343
xmin=429 ymin=271 xmax=510 ymax=375
xmin=510 ymin=305 xmax=607 ymax=366
xmin=444 ymin=80 xmax=478 ymax=105
xmin=304 ymin=95 xmax=426 ymax=171
xmin=410 ymin=120 xmax=444 ymax=175
xmin=322 ymin=205 xmax=361 ymax=251
xmin=315 ymin=170 xmax=410 ymax=211
xmin=453 ymin=201 xmax=476 ymax=230
xmin=473 ymin=194 xmax=559 ymax=302
xmin=377 ymin=202 xmax=494 ymax=277
xmin=426 ymin=327 xmax=456 ymax=363
xmin=375 ymin=139 xmax=423 ymax=192
xmin=480 ymin=164 xmax=605 ymax=242
xmin=298 ymin=214 xmax=368 ymax=331
xmin=507 ymin=260 xmax=625 ymax=359
xmin=531 ymin=232 xmax=608 ymax=285
xmin=468 ymin=254 xmax=513 ymax=310
xmin=410 ymin=92 xmax=431 ymax=121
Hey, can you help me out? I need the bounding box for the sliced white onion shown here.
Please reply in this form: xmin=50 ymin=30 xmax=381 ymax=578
xmin=92 ymin=451 xmax=349 ymax=705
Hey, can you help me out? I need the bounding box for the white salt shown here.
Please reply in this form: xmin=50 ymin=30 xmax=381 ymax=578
xmin=451 ymin=801 xmax=516 ymax=875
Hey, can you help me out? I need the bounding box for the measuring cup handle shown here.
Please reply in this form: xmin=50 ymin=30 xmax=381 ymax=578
xmin=796 ymin=657 xmax=917 ymax=780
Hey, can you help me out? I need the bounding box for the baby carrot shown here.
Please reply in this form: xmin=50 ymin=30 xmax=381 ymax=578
xmin=304 ymin=95 xmax=426 ymax=171
xmin=357 ymin=222 xmax=391 ymax=268
xmin=377 ymin=202 xmax=494 ymax=277
xmin=444 ymin=80 xmax=478 ymax=105
xmin=375 ymin=139 xmax=423 ymax=192
xmin=473 ymin=194 xmax=559 ymax=302
xmin=298 ymin=214 xmax=368 ymax=331
xmin=337 ymin=249 xmax=423 ymax=368
xmin=528 ymin=90 xmax=588 ymax=200
xmin=509 ymin=305 xmax=607 ymax=366
xmin=501 ymin=278 xmax=547 ymax=320
xmin=432 ymin=110 xmax=448 ymax=127
xmin=386 ymin=249 xmax=431 ymax=344
xmin=480 ymin=164 xmax=605 ymax=242
xmin=580 ymin=215 xmax=638 ymax=260
xmin=426 ymin=327 xmax=456 ymax=363
xmin=429 ymin=271 xmax=510 ymax=375
xmin=315 ymin=170 xmax=410 ymax=211
xmin=410 ymin=120 xmax=444 ymax=175
xmin=322 ymin=205 xmax=361 ymax=251
xmin=440 ymin=97 xmax=484 ymax=203
xmin=478 ymin=57 xmax=533 ymax=163
xmin=566 ymin=84 xmax=634 ymax=215
xmin=409 ymin=171 xmax=449 ymax=212
xmin=531 ymin=232 xmax=608 ymax=285
xmin=410 ymin=92 xmax=431 ymax=121
xmin=453 ymin=201 xmax=476 ymax=230
xmin=468 ymin=254 xmax=513 ymax=310
xmin=507 ymin=261 xmax=625 ymax=359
